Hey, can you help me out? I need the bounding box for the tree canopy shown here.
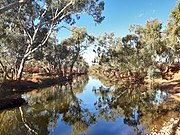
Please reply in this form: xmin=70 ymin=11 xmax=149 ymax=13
xmin=0 ymin=0 xmax=105 ymax=80
xmin=92 ymin=1 xmax=180 ymax=81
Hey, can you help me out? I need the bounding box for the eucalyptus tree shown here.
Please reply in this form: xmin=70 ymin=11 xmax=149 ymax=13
xmin=34 ymin=32 xmax=70 ymax=75
xmin=93 ymin=33 xmax=122 ymax=71
xmin=94 ymin=33 xmax=146 ymax=80
xmin=75 ymin=56 xmax=89 ymax=74
xmin=46 ymin=42 xmax=69 ymax=75
xmin=0 ymin=16 xmax=27 ymax=80
xmin=60 ymin=26 xmax=94 ymax=76
xmin=128 ymin=19 xmax=164 ymax=79
xmin=0 ymin=0 xmax=105 ymax=80
xmin=30 ymin=26 xmax=92 ymax=77
xmin=166 ymin=0 xmax=180 ymax=63
xmin=93 ymin=19 xmax=165 ymax=81
xmin=130 ymin=19 xmax=164 ymax=63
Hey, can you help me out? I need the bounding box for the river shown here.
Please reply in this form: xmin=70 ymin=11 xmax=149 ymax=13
xmin=0 ymin=75 xmax=179 ymax=135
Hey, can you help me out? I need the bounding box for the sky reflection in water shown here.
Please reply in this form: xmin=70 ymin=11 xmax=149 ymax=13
xmin=0 ymin=76 xmax=179 ymax=135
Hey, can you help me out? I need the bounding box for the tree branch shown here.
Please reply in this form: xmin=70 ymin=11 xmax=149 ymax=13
xmin=0 ymin=0 xmax=28 ymax=14
xmin=0 ymin=60 xmax=5 ymax=72
xmin=19 ymin=107 xmax=38 ymax=135
xmin=32 ymin=6 xmax=48 ymax=42
xmin=53 ymin=0 xmax=73 ymax=21
xmin=25 ymin=23 xmax=55 ymax=57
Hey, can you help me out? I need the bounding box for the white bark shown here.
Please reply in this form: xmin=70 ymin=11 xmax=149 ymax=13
xmin=177 ymin=36 xmax=180 ymax=43
xmin=19 ymin=107 xmax=38 ymax=134
xmin=17 ymin=57 xmax=26 ymax=80
xmin=16 ymin=0 xmax=75 ymax=80
xmin=23 ymin=0 xmax=73 ymax=57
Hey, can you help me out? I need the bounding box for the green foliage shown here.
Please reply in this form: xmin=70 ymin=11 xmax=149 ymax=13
xmin=93 ymin=1 xmax=180 ymax=79
xmin=0 ymin=0 xmax=105 ymax=80
xmin=166 ymin=0 xmax=180 ymax=61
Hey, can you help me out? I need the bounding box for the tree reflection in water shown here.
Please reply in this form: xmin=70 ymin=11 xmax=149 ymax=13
xmin=0 ymin=75 xmax=96 ymax=135
xmin=0 ymin=75 xmax=179 ymax=135
xmin=62 ymin=83 xmax=96 ymax=135
xmin=92 ymin=77 xmax=180 ymax=134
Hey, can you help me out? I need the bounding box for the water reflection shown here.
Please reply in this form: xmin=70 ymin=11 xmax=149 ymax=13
xmin=0 ymin=76 xmax=179 ymax=135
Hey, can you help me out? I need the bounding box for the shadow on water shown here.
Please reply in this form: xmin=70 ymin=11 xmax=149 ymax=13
xmin=0 ymin=75 xmax=179 ymax=135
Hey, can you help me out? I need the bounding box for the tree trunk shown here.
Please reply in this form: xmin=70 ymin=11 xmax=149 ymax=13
xmin=57 ymin=59 xmax=63 ymax=77
xmin=69 ymin=64 xmax=74 ymax=76
xmin=69 ymin=60 xmax=76 ymax=76
xmin=0 ymin=60 xmax=12 ymax=80
xmin=69 ymin=53 xmax=79 ymax=76
xmin=17 ymin=57 xmax=26 ymax=80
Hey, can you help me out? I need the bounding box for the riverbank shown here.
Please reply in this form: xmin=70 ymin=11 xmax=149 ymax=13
xmin=0 ymin=75 xmax=72 ymax=109
xmin=0 ymin=76 xmax=72 ymax=93
xmin=0 ymin=74 xmax=88 ymax=110
xmin=150 ymin=118 xmax=180 ymax=135
xmin=145 ymin=71 xmax=180 ymax=102
xmin=0 ymin=73 xmax=88 ymax=92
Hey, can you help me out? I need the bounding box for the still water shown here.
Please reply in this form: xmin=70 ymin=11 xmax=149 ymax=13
xmin=0 ymin=76 xmax=179 ymax=135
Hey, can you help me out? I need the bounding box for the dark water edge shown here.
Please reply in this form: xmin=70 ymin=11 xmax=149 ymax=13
xmin=0 ymin=75 xmax=179 ymax=135
xmin=0 ymin=74 xmax=82 ymax=110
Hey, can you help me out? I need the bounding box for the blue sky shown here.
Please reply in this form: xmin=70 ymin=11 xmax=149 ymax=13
xmin=58 ymin=0 xmax=178 ymax=65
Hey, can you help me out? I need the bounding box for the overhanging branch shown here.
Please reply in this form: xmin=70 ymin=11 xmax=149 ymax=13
xmin=0 ymin=0 xmax=28 ymax=14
